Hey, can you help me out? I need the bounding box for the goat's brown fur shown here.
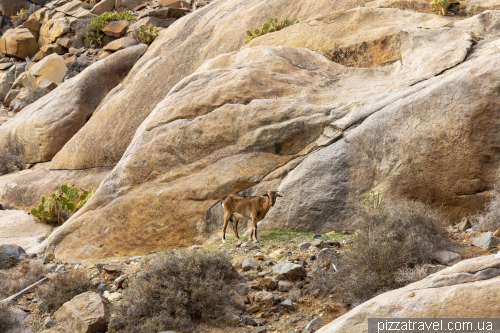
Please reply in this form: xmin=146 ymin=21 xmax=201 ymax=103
xmin=221 ymin=191 xmax=281 ymax=244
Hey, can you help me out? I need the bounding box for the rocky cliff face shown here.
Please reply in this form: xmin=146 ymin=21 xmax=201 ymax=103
xmin=0 ymin=0 xmax=500 ymax=258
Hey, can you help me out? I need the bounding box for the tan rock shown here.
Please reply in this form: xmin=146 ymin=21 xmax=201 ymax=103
xmin=32 ymin=43 xmax=66 ymax=61
xmin=118 ymin=0 xmax=149 ymax=11
xmin=317 ymin=254 xmax=500 ymax=333
xmin=38 ymin=80 xmax=58 ymax=91
xmin=23 ymin=19 xmax=42 ymax=33
xmin=0 ymin=117 xmax=10 ymax=126
xmin=127 ymin=16 xmax=176 ymax=34
xmin=3 ymin=89 xmax=20 ymax=107
xmin=0 ymin=28 xmax=38 ymax=59
xmin=0 ymin=210 xmax=53 ymax=251
xmin=28 ymin=54 xmax=67 ymax=86
xmin=158 ymin=0 xmax=191 ymax=9
xmin=28 ymin=8 xmax=48 ymax=23
xmin=101 ymin=20 xmax=129 ymax=38
xmin=98 ymin=51 xmax=112 ymax=60
xmin=56 ymin=0 xmax=94 ymax=18
xmin=91 ymin=0 xmax=115 ymax=15
xmin=65 ymin=55 xmax=77 ymax=63
xmin=56 ymin=36 xmax=72 ymax=48
xmin=103 ymin=37 xmax=138 ymax=51
xmin=54 ymin=292 xmax=108 ymax=333
xmin=39 ymin=19 xmax=70 ymax=43
xmin=0 ymin=45 xmax=147 ymax=164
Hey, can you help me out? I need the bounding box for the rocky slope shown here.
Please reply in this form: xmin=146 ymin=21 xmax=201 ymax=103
xmin=0 ymin=0 xmax=499 ymax=261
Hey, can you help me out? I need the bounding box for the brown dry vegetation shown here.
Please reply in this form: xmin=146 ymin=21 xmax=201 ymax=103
xmin=0 ymin=150 xmax=23 ymax=176
xmin=0 ymin=261 xmax=48 ymax=299
xmin=37 ymin=269 xmax=93 ymax=314
xmin=311 ymin=200 xmax=447 ymax=305
xmin=109 ymin=250 xmax=238 ymax=333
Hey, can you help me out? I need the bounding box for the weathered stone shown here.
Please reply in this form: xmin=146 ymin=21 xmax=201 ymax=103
xmin=118 ymin=0 xmax=150 ymax=10
xmin=0 ymin=28 xmax=38 ymax=59
xmin=107 ymin=292 xmax=122 ymax=302
xmin=317 ymin=254 xmax=500 ymax=333
xmin=102 ymin=20 xmax=129 ymax=38
xmin=434 ymin=250 xmax=461 ymax=266
xmin=127 ymin=16 xmax=176 ymax=34
xmin=277 ymin=299 xmax=294 ymax=310
xmin=44 ymin=316 xmax=56 ymax=328
xmin=0 ymin=210 xmax=52 ymax=252
xmin=0 ymin=244 xmax=26 ymax=259
xmin=459 ymin=217 xmax=471 ymax=231
xmin=113 ymin=274 xmax=127 ymax=288
xmin=39 ymin=19 xmax=70 ymax=44
xmin=278 ymin=281 xmax=293 ymax=292
xmin=473 ymin=233 xmax=500 ymax=251
xmin=305 ymin=318 xmax=323 ymax=332
xmin=255 ymin=290 xmax=274 ymax=304
xmin=261 ymin=276 xmax=277 ymax=290
xmin=103 ymin=263 xmax=125 ymax=273
xmin=23 ymin=19 xmax=42 ymax=33
xmin=230 ymin=289 xmax=245 ymax=310
xmin=299 ymin=242 xmax=311 ymax=250
xmin=234 ymin=283 xmax=250 ymax=295
xmin=246 ymin=303 xmax=259 ymax=313
xmin=55 ymin=264 xmax=66 ymax=272
xmin=26 ymin=54 xmax=67 ymax=87
xmin=103 ymin=37 xmax=138 ymax=51
xmin=0 ymin=45 xmax=147 ymax=163
xmin=242 ymin=258 xmax=258 ymax=271
xmin=54 ymin=292 xmax=108 ymax=333
xmin=158 ymin=0 xmax=191 ymax=9
xmin=91 ymin=0 xmax=115 ymax=15
xmin=37 ymin=80 xmax=58 ymax=91
xmin=56 ymin=0 xmax=94 ymax=18
xmin=272 ymin=263 xmax=306 ymax=280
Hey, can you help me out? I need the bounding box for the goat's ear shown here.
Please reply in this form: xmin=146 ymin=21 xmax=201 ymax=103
xmin=277 ymin=194 xmax=282 ymax=197
xmin=262 ymin=193 xmax=269 ymax=197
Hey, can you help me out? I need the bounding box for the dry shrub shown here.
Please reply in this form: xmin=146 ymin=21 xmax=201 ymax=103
xmin=0 ymin=252 xmax=19 ymax=270
xmin=23 ymin=87 xmax=50 ymax=106
xmin=478 ymin=185 xmax=500 ymax=232
xmin=311 ymin=199 xmax=446 ymax=305
xmin=0 ymin=150 xmax=23 ymax=176
xmin=0 ymin=302 xmax=14 ymax=332
xmin=0 ymin=261 xmax=48 ymax=299
xmin=109 ymin=250 xmax=237 ymax=333
xmin=37 ymin=270 xmax=93 ymax=313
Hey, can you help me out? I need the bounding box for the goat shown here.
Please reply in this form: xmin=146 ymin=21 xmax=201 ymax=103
xmin=221 ymin=191 xmax=282 ymax=244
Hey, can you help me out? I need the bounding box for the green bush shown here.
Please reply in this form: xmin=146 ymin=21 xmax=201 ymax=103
xmin=29 ymin=183 xmax=94 ymax=226
xmin=10 ymin=8 xmax=28 ymax=27
xmin=430 ymin=0 xmax=463 ymax=15
xmin=310 ymin=198 xmax=446 ymax=305
xmin=85 ymin=11 xmax=135 ymax=45
xmin=132 ymin=24 xmax=158 ymax=45
xmin=109 ymin=250 xmax=237 ymax=332
xmin=245 ymin=17 xmax=299 ymax=44
xmin=37 ymin=270 xmax=93 ymax=314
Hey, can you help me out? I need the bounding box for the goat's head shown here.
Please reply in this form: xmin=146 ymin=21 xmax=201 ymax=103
xmin=262 ymin=190 xmax=282 ymax=206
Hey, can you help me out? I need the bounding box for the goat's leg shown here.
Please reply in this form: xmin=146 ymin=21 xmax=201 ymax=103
xmin=251 ymin=216 xmax=259 ymax=243
xmin=233 ymin=218 xmax=242 ymax=246
xmin=222 ymin=214 xmax=231 ymax=244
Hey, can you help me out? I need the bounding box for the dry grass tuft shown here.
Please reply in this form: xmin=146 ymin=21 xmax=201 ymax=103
xmin=0 ymin=261 xmax=48 ymax=299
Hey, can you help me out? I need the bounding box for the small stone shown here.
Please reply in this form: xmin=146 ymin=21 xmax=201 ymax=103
xmin=313 ymin=234 xmax=322 ymax=239
xmin=289 ymin=288 xmax=302 ymax=301
xmin=494 ymin=229 xmax=500 ymax=238
xmin=108 ymin=292 xmax=122 ymax=302
xmin=261 ymin=276 xmax=278 ymax=290
xmin=69 ymin=260 xmax=81 ymax=265
xmin=242 ymin=258 xmax=259 ymax=271
xmin=298 ymin=242 xmax=311 ymax=250
xmin=473 ymin=233 xmax=500 ymax=251
xmin=44 ymin=316 xmax=56 ymax=328
xmin=311 ymin=240 xmax=323 ymax=248
xmin=235 ymin=283 xmax=250 ymax=296
xmin=253 ymin=326 xmax=267 ymax=333
xmin=103 ymin=263 xmax=125 ymax=273
xmin=277 ymin=299 xmax=295 ymax=310
xmin=246 ymin=303 xmax=259 ymax=313
xmin=305 ymin=317 xmax=323 ymax=332
xmin=97 ymin=283 xmax=107 ymax=294
xmin=458 ymin=217 xmax=471 ymax=232
xmin=46 ymin=263 xmax=57 ymax=272
xmin=272 ymin=263 xmax=307 ymax=280
xmin=255 ymin=290 xmax=274 ymax=304
xmin=278 ymin=281 xmax=293 ymax=292
xmin=214 ymin=236 xmax=221 ymax=241
xmin=434 ymin=250 xmax=461 ymax=266
xmin=114 ymin=274 xmax=127 ymax=288
xmin=226 ymin=314 xmax=240 ymax=326
xmin=317 ymin=248 xmax=336 ymax=265
xmin=264 ymin=260 xmax=273 ymax=266
xmin=273 ymin=315 xmax=280 ymax=321
xmin=275 ymin=274 xmax=286 ymax=281
xmin=255 ymin=252 xmax=264 ymax=260
xmin=298 ymin=260 xmax=307 ymax=267
xmin=309 ymin=255 xmax=316 ymax=261
xmin=245 ymin=317 xmax=258 ymax=326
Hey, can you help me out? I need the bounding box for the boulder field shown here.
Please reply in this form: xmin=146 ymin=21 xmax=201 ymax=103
xmin=0 ymin=0 xmax=499 ymax=259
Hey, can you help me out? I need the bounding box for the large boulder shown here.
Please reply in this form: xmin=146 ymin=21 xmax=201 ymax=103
xmin=0 ymin=210 xmax=52 ymax=251
xmin=40 ymin=6 xmax=500 ymax=258
xmin=54 ymin=291 xmax=109 ymax=333
xmin=23 ymin=53 xmax=67 ymax=88
xmin=317 ymin=254 xmax=500 ymax=332
xmin=0 ymin=45 xmax=147 ymax=164
xmin=0 ymin=28 xmax=38 ymax=59
xmin=0 ymin=244 xmax=26 ymax=259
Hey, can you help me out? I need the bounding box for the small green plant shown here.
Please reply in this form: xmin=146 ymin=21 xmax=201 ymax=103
xmin=132 ymin=24 xmax=158 ymax=45
xmin=430 ymin=0 xmax=461 ymax=15
xmin=245 ymin=17 xmax=299 ymax=44
xmin=29 ymin=183 xmax=95 ymax=226
xmin=361 ymin=189 xmax=383 ymax=210
xmin=84 ymin=11 xmax=135 ymax=45
xmin=359 ymin=2 xmax=366 ymax=6
xmin=10 ymin=8 xmax=28 ymax=27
